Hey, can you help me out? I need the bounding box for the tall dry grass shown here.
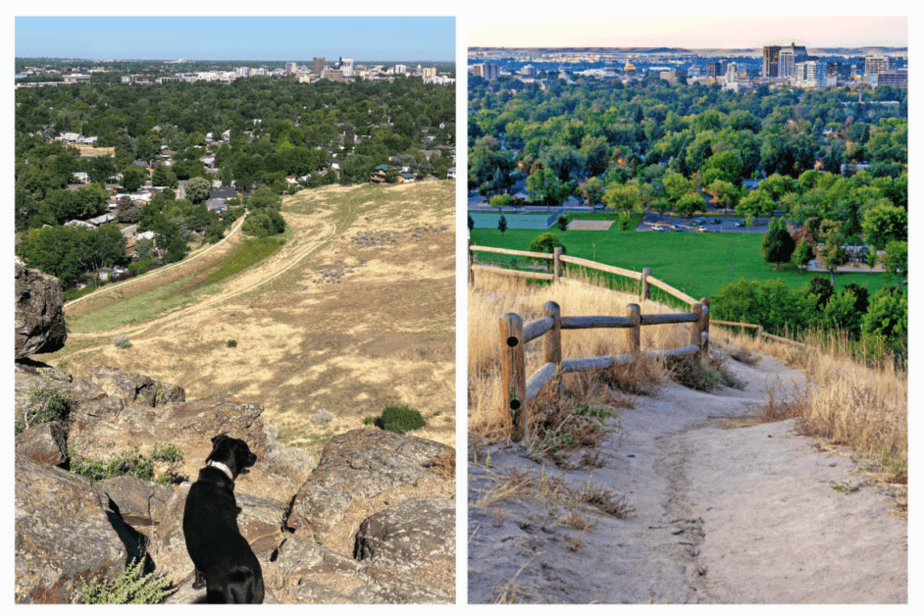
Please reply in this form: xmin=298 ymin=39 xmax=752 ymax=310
xmin=468 ymin=271 xmax=694 ymax=439
xmin=718 ymin=326 xmax=908 ymax=485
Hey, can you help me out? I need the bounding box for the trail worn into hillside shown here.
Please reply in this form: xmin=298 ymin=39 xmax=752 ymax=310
xmin=468 ymin=352 xmax=907 ymax=604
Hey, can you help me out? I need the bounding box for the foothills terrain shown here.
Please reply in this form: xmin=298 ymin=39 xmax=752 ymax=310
xmin=38 ymin=180 xmax=456 ymax=456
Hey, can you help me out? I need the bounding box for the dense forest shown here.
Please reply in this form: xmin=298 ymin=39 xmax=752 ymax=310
xmin=468 ymin=76 xmax=907 ymax=358
xmin=15 ymin=75 xmax=455 ymax=293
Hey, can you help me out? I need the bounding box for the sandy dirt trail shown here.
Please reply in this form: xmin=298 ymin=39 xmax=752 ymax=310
xmin=468 ymin=352 xmax=907 ymax=604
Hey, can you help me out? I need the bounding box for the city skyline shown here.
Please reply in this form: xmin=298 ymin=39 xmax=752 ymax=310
xmin=468 ymin=16 xmax=908 ymax=50
xmin=14 ymin=16 xmax=455 ymax=62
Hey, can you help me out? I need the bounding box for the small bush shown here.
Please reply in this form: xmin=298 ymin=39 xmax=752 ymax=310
xmin=16 ymin=386 xmax=72 ymax=435
xmin=380 ymin=404 xmax=426 ymax=435
xmin=69 ymin=445 xmax=182 ymax=486
xmin=80 ymin=557 xmax=174 ymax=604
xmin=113 ymin=335 xmax=132 ymax=349
xmin=227 ymin=339 xmax=237 ymax=348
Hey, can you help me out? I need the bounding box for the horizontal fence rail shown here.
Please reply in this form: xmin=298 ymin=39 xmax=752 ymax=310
xmin=470 ymin=241 xmax=804 ymax=349
xmin=501 ymin=299 xmax=710 ymax=443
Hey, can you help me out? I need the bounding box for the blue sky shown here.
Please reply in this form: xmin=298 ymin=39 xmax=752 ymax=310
xmin=15 ymin=16 xmax=455 ymax=62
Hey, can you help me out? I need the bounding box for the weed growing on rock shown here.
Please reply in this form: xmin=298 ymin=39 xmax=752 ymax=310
xmin=80 ymin=557 xmax=174 ymax=604
xmin=69 ymin=445 xmax=182 ymax=486
xmin=16 ymin=386 xmax=72 ymax=435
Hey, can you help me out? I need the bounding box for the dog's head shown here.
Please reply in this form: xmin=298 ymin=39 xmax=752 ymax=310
xmin=205 ymin=434 xmax=257 ymax=478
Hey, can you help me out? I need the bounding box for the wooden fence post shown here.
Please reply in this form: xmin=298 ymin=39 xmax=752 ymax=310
xmin=627 ymin=303 xmax=641 ymax=354
xmin=543 ymin=301 xmax=562 ymax=399
xmin=553 ymin=247 xmax=562 ymax=282
xmin=500 ymin=313 xmax=527 ymax=442
xmin=641 ymin=267 xmax=651 ymax=301
xmin=468 ymin=238 xmax=474 ymax=285
xmin=690 ymin=302 xmax=703 ymax=360
xmin=701 ymin=297 xmax=710 ymax=356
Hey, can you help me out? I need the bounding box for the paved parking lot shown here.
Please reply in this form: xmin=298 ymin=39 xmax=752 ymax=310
xmin=638 ymin=213 xmax=797 ymax=234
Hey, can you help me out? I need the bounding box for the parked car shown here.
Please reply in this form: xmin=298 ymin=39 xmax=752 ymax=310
xmin=712 ymin=219 xmax=721 ymax=224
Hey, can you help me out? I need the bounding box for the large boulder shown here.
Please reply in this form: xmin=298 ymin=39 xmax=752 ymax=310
xmin=353 ymin=497 xmax=455 ymax=596
xmin=89 ymin=365 xmax=186 ymax=408
xmin=15 ymin=454 xmax=129 ymax=603
xmin=67 ymin=395 xmax=267 ymax=483
xmin=15 ymin=262 xmax=67 ymax=360
xmin=267 ymin=534 xmax=452 ymax=604
xmin=286 ymin=429 xmax=455 ymax=556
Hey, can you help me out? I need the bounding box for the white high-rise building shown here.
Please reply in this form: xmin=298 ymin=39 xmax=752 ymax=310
xmin=341 ymin=57 xmax=354 ymax=77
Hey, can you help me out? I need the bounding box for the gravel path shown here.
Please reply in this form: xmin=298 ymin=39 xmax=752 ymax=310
xmin=467 ymin=352 xmax=907 ymax=603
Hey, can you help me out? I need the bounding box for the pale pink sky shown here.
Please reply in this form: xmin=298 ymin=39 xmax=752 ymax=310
xmin=468 ymin=16 xmax=908 ymax=49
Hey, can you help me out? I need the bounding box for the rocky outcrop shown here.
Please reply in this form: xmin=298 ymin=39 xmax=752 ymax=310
xmin=287 ymin=429 xmax=455 ymax=555
xmin=14 ymin=364 xmax=455 ymax=604
xmin=15 ymin=263 xmax=67 ymax=360
xmin=15 ymin=455 xmax=129 ymax=604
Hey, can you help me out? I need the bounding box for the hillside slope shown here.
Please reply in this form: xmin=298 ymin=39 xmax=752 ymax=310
xmin=468 ymin=350 xmax=907 ymax=603
xmin=40 ymin=181 xmax=456 ymax=455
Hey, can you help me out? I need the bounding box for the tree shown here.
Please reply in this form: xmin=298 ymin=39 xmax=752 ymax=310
xmin=737 ymin=189 xmax=774 ymax=219
xmin=705 ymin=179 xmax=737 ymax=214
xmin=184 ymin=177 xmax=212 ymax=205
xmin=861 ymin=203 xmax=907 ymax=250
xmin=246 ymin=185 xmax=283 ymax=210
xmin=861 ymin=285 xmax=907 ymax=353
xmin=120 ymin=165 xmax=148 ymax=193
xmin=674 ymin=192 xmax=706 ymax=218
xmin=116 ymin=195 xmax=141 ymax=224
xmin=881 ymin=240 xmax=907 ymax=281
xmin=579 ymin=177 xmax=604 ymax=207
xmin=528 ymin=232 xmax=566 ymax=262
xmin=526 ymin=168 xmax=570 ymax=206
xmin=816 ymin=220 xmax=849 ymax=285
xmin=152 ymin=164 xmax=178 ymax=188
xmin=792 ymin=239 xmax=813 ymax=272
xmin=79 ymin=224 xmax=127 ymax=284
xmin=807 ymin=276 xmax=835 ymax=310
xmin=761 ymin=218 xmax=796 ymax=270
xmin=497 ymin=214 xmax=507 ymax=235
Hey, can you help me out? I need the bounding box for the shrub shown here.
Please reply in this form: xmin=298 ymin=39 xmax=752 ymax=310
xmin=227 ymin=339 xmax=237 ymax=348
xmin=69 ymin=445 xmax=181 ymax=486
xmin=80 ymin=557 xmax=175 ymax=604
xmin=16 ymin=386 xmax=72 ymax=435
xmin=113 ymin=335 xmax=132 ymax=349
xmin=380 ymin=405 xmax=426 ymax=435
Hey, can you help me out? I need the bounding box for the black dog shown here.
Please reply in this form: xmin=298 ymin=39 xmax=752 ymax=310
xmin=183 ymin=434 xmax=264 ymax=603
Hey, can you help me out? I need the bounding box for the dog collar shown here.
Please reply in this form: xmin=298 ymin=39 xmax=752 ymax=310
xmin=207 ymin=460 xmax=234 ymax=481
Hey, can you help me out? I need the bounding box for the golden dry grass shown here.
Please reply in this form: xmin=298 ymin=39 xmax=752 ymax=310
xmin=40 ymin=181 xmax=456 ymax=458
xmin=468 ymin=272 xmax=694 ymax=439
xmin=713 ymin=326 xmax=908 ymax=488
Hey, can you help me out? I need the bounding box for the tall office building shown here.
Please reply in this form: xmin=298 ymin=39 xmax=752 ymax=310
xmin=763 ymin=43 xmax=807 ymax=78
xmin=341 ymin=57 xmax=354 ymax=77
xmin=285 ymin=62 xmax=297 ymax=74
xmin=313 ymin=57 xmax=325 ymax=77
xmin=864 ymin=55 xmax=891 ymax=76
xmin=706 ymin=61 xmax=726 ymax=78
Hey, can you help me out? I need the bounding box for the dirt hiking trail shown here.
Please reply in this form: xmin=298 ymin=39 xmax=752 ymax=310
xmin=468 ymin=351 xmax=907 ymax=604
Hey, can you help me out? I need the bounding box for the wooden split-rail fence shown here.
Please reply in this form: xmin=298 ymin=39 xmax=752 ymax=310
xmin=470 ymin=240 xmax=807 ymax=442
xmin=499 ymin=298 xmax=710 ymax=443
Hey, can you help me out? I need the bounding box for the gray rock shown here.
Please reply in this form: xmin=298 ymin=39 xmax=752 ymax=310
xmin=286 ymin=429 xmax=455 ymax=556
xmin=14 ymin=263 xmax=67 ymax=360
xmin=311 ymin=410 xmax=334 ymax=426
xmin=89 ymin=365 xmax=185 ymax=408
xmin=15 ymin=454 xmax=128 ymax=604
xmin=15 ymin=422 xmax=68 ymax=466
xmin=354 ymin=497 xmax=455 ymax=567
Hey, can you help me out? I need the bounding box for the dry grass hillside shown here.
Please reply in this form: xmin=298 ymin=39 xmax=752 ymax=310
xmin=41 ymin=180 xmax=456 ymax=457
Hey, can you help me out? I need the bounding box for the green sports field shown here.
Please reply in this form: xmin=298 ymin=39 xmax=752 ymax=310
xmin=470 ymin=225 xmax=896 ymax=303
